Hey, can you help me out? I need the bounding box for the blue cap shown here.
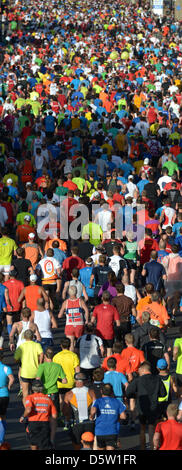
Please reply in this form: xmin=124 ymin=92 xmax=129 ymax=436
xmin=157 ymin=359 xmax=168 ymax=370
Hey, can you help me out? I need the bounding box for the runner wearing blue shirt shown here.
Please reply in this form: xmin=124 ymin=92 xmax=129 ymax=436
xmin=0 ymin=351 xmax=14 ymax=445
xmin=103 ymin=357 xmax=128 ymax=401
xmin=90 ymin=383 xmax=126 ymax=450
xmin=79 ymin=261 xmax=95 ymax=300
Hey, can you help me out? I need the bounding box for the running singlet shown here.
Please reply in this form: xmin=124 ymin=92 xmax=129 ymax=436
xmin=16 ymin=321 xmax=30 ymax=348
xmin=162 ymin=206 xmax=175 ymax=229
xmin=69 ymin=386 xmax=93 ymax=423
xmin=25 ymin=285 xmax=41 ymax=311
xmin=65 ymin=298 xmax=84 ymax=327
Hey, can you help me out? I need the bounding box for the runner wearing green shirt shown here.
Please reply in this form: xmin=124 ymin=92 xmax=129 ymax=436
xmin=16 ymin=212 xmax=36 ymax=227
xmin=36 ymin=347 xmax=67 ymax=413
xmin=162 ymin=155 xmax=179 ymax=177
xmin=173 ymin=327 xmax=182 ymax=396
xmin=82 ymin=221 xmax=103 ymax=247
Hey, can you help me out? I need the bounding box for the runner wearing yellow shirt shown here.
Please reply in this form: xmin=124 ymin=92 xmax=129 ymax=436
xmin=53 ymin=337 xmax=80 ymax=413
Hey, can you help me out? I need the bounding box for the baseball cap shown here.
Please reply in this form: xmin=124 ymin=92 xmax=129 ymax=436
xmin=157 ymin=359 xmax=168 ymax=370
xmin=30 ymin=274 xmax=37 ymax=282
xmin=7 ymin=178 xmax=13 ymax=184
xmin=81 ymin=432 xmax=94 ymax=442
xmin=28 ymin=232 xmax=35 ymax=239
xmin=24 ymin=215 xmax=31 ymax=222
xmin=128 ymin=175 xmax=134 ymax=180
xmin=144 ymin=158 xmax=149 ymax=164
xmin=26 ymin=182 xmax=32 ymax=187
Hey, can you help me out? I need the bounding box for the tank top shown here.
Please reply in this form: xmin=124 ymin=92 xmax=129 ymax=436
xmin=65 ymin=298 xmax=84 ymax=326
xmin=70 ymin=386 xmax=93 ymax=423
xmin=69 ymin=280 xmax=83 ymax=298
xmin=34 ymin=309 xmax=52 ymax=339
xmin=25 ymin=285 xmax=41 ymax=311
xmin=16 ymin=321 xmax=30 ymax=348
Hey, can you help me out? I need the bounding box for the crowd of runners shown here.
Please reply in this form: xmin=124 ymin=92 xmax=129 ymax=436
xmin=1 ymin=0 xmax=182 ymax=452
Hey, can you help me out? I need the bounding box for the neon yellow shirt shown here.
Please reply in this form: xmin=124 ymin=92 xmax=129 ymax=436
xmin=14 ymin=341 xmax=43 ymax=379
xmin=0 ymin=236 xmax=17 ymax=265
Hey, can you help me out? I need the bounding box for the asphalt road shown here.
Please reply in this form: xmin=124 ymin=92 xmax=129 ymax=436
xmin=2 ymin=312 xmax=181 ymax=452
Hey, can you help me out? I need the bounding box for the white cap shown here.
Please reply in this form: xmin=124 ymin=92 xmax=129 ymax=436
xmin=30 ymin=274 xmax=37 ymax=282
xmin=7 ymin=178 xmax=13 ymax=184
xmin=24 ymin=215 xmax=31 ymax=222
xmin=128 ymin=175 xmax=134 ymax=180
xmin=144 ymin=158 xmax=149 ymax=164
xmin=28 ymin=232 xmax=35 ymax=239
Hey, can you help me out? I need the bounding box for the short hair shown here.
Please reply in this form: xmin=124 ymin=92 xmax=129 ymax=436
xmin=60 ymin=337 xmax=71 ymax=349
xmin=71 ymin=246 xmax=79 ymax=255
xmin=112 ymin=342 xmax=123 ymax=354
xmin=102 ymin=383 xmax=113 ymax=397
xmin=102 ymin=291 xmax=110 ymax=302
xmin=16 ymin=247 xmax=25 ymax=257
xmin=116 ymin=283 xmax=124 ymax=294
xmin=149 ymin=327 xmax=160 ymax=340
xmin=107 ymin=357 xmax=117 ymax=369
xmin=138 ymin=361 xmax=151 ymax=373
xmin=141 ymin=311 xmax=150 ymax=323
xmin=21 ymin=307 xmax=31 ymax=319
xmin=24 ymin=329 xmax=34 ymax=340
xmin=68 ymin=285 xmax=77 ymax=297
xmin=125 ymin=333 xmax=134 ymax=345
xmin=99 ymin=255 xmax=106 ymax=264
xmin=45 ymin=347 xmax=54 ymax=360
xmin=145 ymin=283 xmax=154 ymax=294
xmin=151 ymin=291 xmax=161 ymax=302
xmin=92 ymin=368 xmax=104 ymax=382
xmin=167 ymin=403 xmax=178 ymax=418
xmin=46 ymin=248 xmax=54 ymax=257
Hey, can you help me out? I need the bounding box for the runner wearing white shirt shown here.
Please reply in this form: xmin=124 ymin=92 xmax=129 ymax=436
xmin=36 ymin=248 xmax=61 ymax=309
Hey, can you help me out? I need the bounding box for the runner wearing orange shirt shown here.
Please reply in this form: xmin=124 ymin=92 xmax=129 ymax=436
xmin=141 ymin=292 xmax=169 ymax=329
xmin=20 ymin=379 xmax=57 ymax=450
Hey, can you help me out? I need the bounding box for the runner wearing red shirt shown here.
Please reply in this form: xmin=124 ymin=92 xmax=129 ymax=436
xmin=62 ymin=246 xmax=86 ymax=280
xmin=91 ymin=291 xmax=120 ymax=356
xmin=153 ymin=404 xmax=182 ymax=450
xmin=4 ymin=269 xmax=24 ymax=334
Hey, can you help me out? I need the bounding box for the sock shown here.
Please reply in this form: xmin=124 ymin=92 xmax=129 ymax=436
xmin=7 ymin=324 xmax=12 ymax=335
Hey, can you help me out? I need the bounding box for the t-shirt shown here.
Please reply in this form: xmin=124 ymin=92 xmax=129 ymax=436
xmin=36 ymin=361 xmax=66 ymax=394
xmin=103 ymin=370 xmax=128 ymax=398
xmin=155 ymin=419 xmax=182 ymax=450
xmin=14 ymin=340 xmax=43 ymax=379
xmin=143 ymin=260 xmax=166 ymax=291
xmin=0 ymin=236 xmax=17 ymax=265
xmin=53 ymin=349 xmax=79 ymax=389
xmin=0 ymin=362 xmax=13 ymax=397
xmin=77 ymin=334 xmax=103 ymax=369
xmin=3 ymin=279 xmax=24 ymax=312
xmin=174 ymin=337 xmax=182 ymax=374
xmin=120 ymin=346 xmax=145 ymax=373
xmin=92 ymin=303 xmax=120 ymax=340
xmin=93 ymin=396 xmax=126 ymax=436
xmin=25 ymin=392 xmax=57 ymax=421
xmin=12 ymin=258 xmax=32 ymax=286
